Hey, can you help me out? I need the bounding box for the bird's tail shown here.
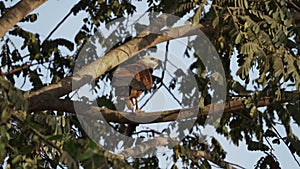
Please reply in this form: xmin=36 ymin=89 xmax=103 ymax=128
xmin=125 ymin=99 xmax=134 ymax=110
xmin=124 ymin=98 xmax=139 ymax=136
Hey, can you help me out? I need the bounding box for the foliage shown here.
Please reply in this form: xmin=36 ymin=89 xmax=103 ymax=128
xmin=0 ymin=0 xmax=299 ymax=168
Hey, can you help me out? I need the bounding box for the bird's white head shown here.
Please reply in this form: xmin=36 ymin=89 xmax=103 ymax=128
xmin=140 ymin=55 xmax=160 ymax=69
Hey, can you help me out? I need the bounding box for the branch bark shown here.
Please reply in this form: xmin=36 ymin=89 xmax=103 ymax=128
xmin=119 ymin=137 xmax=175 ymax=158
xmin=0 ymin=0 xmax=48 ymax=38
xmin=27 ymin=23 xmax=209 ymax=107
xmin=28 ymin=92 xmax=299 ymax=124
xmin=193 ymin=150 xmax=241 ymax=169
xmin=119 ymin=137 xmax=241 ymax=169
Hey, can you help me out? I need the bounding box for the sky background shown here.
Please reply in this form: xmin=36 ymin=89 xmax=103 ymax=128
xmin=5 ymin=0 xmax=300 ymax=168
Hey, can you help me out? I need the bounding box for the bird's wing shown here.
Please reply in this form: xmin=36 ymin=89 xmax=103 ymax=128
xmin=130 ymin=68 xmax=153 ymax=90
xmin=112 ymin=63 xmax=152 ymax=89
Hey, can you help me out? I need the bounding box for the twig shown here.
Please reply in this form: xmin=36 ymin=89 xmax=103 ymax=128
xmin=119 ymin=137 xmax=177 ymax=158
xmin=44 ymin=10 xmax=73 ymax=41
xmin=11 ymin=111 xmax=63 ymax=155
xmin=139 ymin=84 xmax=162 ymax=109
xmin=161 ymin=82 xmax=183 ymax=107
xmin=287 ymin=0 xmax=300 ymax=12
xmin=0 ymin=64 xmax=30 ymax=76
xmin=133 ymin=129 xmax=162 ymax=135
xmin=29 ymin=93 xmax=300 ymax=124
xmin=182 ymin=145 xmax=244 ymax=169
xmin=161 ymin=41 xmax=170 ymax=80
xmin=140 ymin=41 xmax=170 ymax=109
xmin=271 ymin=125 xmax=300 ymax=167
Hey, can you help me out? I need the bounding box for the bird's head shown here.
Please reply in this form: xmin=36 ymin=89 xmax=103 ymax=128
xmin=139 ymin=55 xmax=160 ymax=69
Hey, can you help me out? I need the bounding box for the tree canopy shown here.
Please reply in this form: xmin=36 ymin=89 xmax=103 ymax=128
xmin=0 ymin=0 xmax=299 ymax=168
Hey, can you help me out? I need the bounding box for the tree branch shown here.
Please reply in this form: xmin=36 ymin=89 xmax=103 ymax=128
xmin=27 ymin=23 xmax=207 ymax=106
xmin=119 ymin=137 xmax=243 ymax=169
xmin=28 ymin=91 xmax=300 ymax=125
xmin=0 ymin=0 xmax=48 ymax=38
xmin=0 ymin=64 xmax=30 ymax=76
xmin=192 ymin=150 xmax=242 ymax=169
xmin=44 ymin=8 xmax=73 ymax=41
xmin=11 ymin=110 xmax=62 ymax=155
xmin=119 ymin=137 xmax=176 ymax=158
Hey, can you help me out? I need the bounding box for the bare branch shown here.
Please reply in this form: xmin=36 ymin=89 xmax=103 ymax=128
xmin=119 ymin=137 xmax=243 ymax=169
xmin=11 ymin=110 xmax=62 ymax=155
xmin=0 ymin=64 xmax=29 ymax=76
xmin=0 ymin=0 xmax=48 ymax=38
xmin=193 ymin=150 xmax=243 ymax=169
xmin=44 ymin=9 xmax=72 ymax=41
xmin=28 ymin=24 xmax=206 ymax=106
xmin=28 ymin=92 xmax=300 ymax=125
xmin=119 ymin=137 xmax=177 ymax=158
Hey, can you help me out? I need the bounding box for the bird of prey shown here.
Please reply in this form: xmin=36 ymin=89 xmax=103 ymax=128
xmin=112 ymin=55 xmax=160 ymax=112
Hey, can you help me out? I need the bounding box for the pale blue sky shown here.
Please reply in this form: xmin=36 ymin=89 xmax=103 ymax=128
xmin=6 ymin=0 xmax=300 ymax=168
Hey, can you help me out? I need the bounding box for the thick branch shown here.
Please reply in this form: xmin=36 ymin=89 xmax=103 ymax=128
xmin=119 ymin=137 xmax=241 ymax=169
xmin=28 ymin=92 xmax=299 ymax=124
xmin=0 ymin=0 xmax=48 ymax=38
xmin=119 ymin=137 xmax=176 ymax=158
xmin=27 ymin=24 xmax=207 ymax=106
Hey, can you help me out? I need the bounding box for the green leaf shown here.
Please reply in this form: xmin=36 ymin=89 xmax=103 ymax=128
xmin=76 ymin=148 xmax=95 ymax=161
xmin=272 ymin=138 xmax=280 ymax=145
xmin=192 ymin=7 xmax=202 ymax=26
xmin=264 ymin=129 xmax=277 ymax=137
xmin=96 ymin=96 xmax=116 ymax=110
xmin=53 ymin=38 xmax=74 ymax=51
xmin=75 ymin=31 xmax=87 ymax=44
xmin=273 ymin=56 xmax=284 ymax=78
xmin=47 ymin=134 xmax=64 ymax=141
xmin=20 ymin=14 xmax=38 ymax=23
xmin=247 ymin=141 xmax=269 ymax=151
xmin=0 ymin=137 xmax=7 ymax=163
xmin=212 ymin=16 xmax=219 ymax=28
xmin=12 ymin=155 xmax=23 ymax=164
xmin=29 ymin=70 xmax=43 ymax=90
xmin=250 ymin=105 xmax=258 ymax=118
xmin=287 ymin=103 xmax=300 ymax=126
xmin=244 ymin=0 xmax=248 ymax=9
xmin=60 ymin=152 xmax=78 ymax=169
xmin=235 ymin=33 xmax=242 ymax=44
